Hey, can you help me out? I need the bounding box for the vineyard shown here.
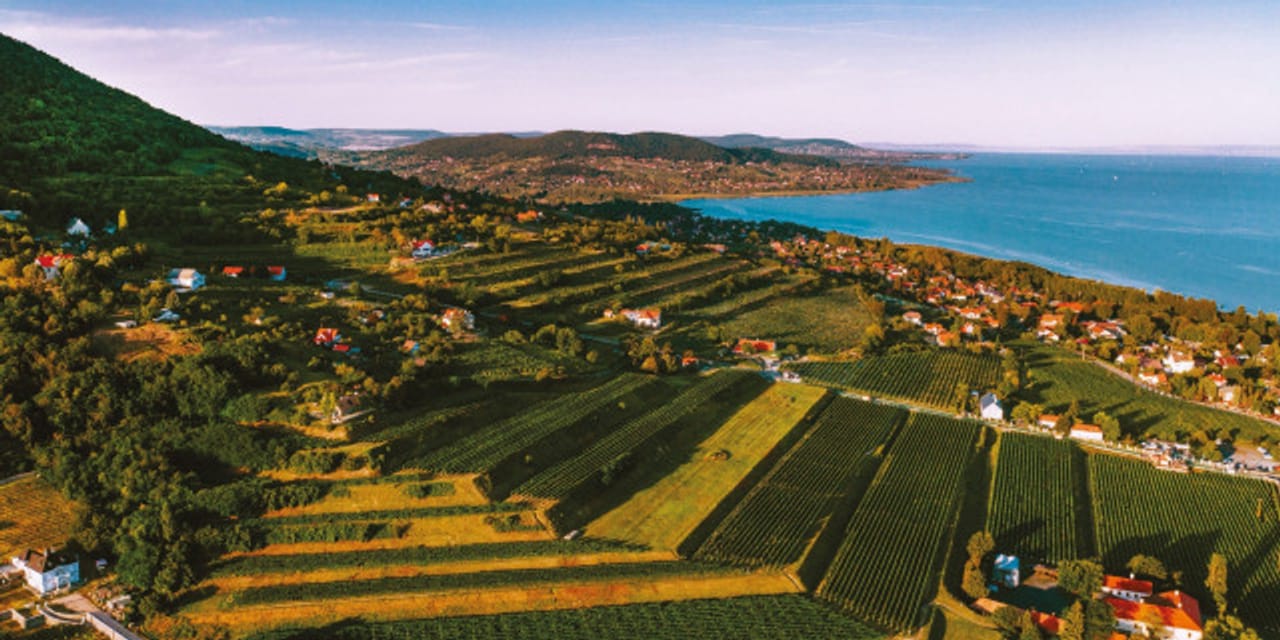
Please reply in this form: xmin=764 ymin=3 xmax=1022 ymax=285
xmin=244 ymin=595 xmax=886 ymax=640
xmin=516 ymin=370 xmax=762 ymax=500
xmin=411 ymin=374 xmax=659 ymax=473
xmin=1089 ymin=453 xmax=1280 ymax=633
xmin=792 ymin=351 xmax=1002 ymax=409
xmin=716 ymin=286 xmax=879 ymax=352
xmin=585 ymin=384 xmax=829 ymax=551
xmin=0 ymin=474 xmax=76 ymax=559
xmin=696 ymin=398 xmax=905 ymax=568
xmin=987 ymin=432 xmax=1093 ymax=562
xmin=817 ymin=412 xmax=983 ymax=631
xmin=1020 ymin=344 xmax=1279 ymax=442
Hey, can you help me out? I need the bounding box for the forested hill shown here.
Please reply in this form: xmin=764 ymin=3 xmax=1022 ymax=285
xmin=698 ymin=133 xmax=960 ymax=161
xmin=0 ymin=34 xmax=415 ymax=238
xmin=370 ymin=130 xmax=835 ymax=166
xmin=355 ymin=130 xmax=956 ymax=203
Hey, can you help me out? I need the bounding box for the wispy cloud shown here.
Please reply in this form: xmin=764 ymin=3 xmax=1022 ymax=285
xmin=0 ymin=10 xmax=219 ymax=43
xmin=409 ymin=21 xmax=473 ymax=32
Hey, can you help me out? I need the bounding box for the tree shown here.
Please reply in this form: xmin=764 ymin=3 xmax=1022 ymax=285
xmin=1059 ymin=601 xmax=1085 ymax=640
xmin=962 ymin=560 xmax=988 ymax=600
xmin=1204 ymin=614 xmax=1263 ymax=640
xmin=1126 ymin=554 xmax=1168 ymax=580
xmin=967 ymin=530 xmax=995 ymax=566
xmin=1058 ymin=559 xmax=1104 ymax=598
xmin=1084 ymin=599 xmax=1116 ymax=640
xmin=1094 ymin=411 xmax=1121 ymax=441
xmin=1206 ymin=553 xmax=1229 ymax=613
xmin=962 ymin=530 xmax=995 ymax=599
xmin=1020 ymin=611 xmax=1044 ymax=640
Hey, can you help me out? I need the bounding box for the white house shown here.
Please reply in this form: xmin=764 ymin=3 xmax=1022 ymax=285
xmin=1108 ymin=590 xmax=1202 ymax=640
xmin=979 ymin=393 xmax=1004 ymax=420
xmin=441 ymin=308 xmax=475 ymax=332
xmin=12 ymin=548 xmax=80 ymax=595
xmin=1163 ymin=351 xmax=1196 ymax=374
xmin=166 ymin=268 xmax=206 ymax=291
xmin=153 ymin=308 xmax=180 ymax=323
xmin=1102 ymin=575 xmax=1154 ymax=602
xmin=0 ymin=209 xmax=23 ymax=221
xmin=411 ymin=239 xmax=435 ymax=259
xmin=66 ymin=217 xmax=91 ymax=237
xmin=1069 ymin=424 xmax=1105 ymax=442
xmin=621 ymin=308 xmax=662 ymax=330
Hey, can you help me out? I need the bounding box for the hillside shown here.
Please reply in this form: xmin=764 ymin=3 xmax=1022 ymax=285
xmin=354 ymin=129 xmax=956 ymax=202
xmin=0 ymin=34 xmax=416 ymax=237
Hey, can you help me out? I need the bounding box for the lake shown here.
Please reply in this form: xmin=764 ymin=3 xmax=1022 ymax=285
xmin=683 ymin=153 xmax=1280 ymax=313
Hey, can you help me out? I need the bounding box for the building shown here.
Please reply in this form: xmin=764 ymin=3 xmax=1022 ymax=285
xmin=166 ymin=268 xmax=206 ymax=291
xmin=902 ymin=311 xmax=923 ymax=326
xmin=441 ymin=308 xmax=475 ymax=332
xmin=733 ymin=338 xmax=777 ymax=355
xmin=1102 ymin=575 xmax=1154 ymax=602
xmin=222 ymin=265 xmax=245 ymax=278
xmin=266 ymin=266 xmax=286 ymax=281
xmin=1070 ymin=424 xmax=1105 ymax=442
xmin=621 ymin=308 xmax=661 ymax=330
xmin=411 ymin=239 xmax=435 ymax=259
xmin=152 ymin=308 xmax=180 ymax=323
xmin=1038 ymin=414 xmax=1061 ymax=430
xmin=366 ymin=193 xmax=380 ymax=203
xmin=993 ymin=554 xmax=1020 ymax=588
xmin=1108 ymin=590 xmax=1202 ymax=640
xmin=66 ymin=217 xmax=91 ymax=237
xmin=0 ymin=209 xmax=23 ymax=221
xmin=33 ymin=254 xmax=74 ymax=280
xmin=12 ymin=548 xmax=80 ymax=595
xmin=314 ymin=327 xmax=341 ymax=347
xmin=980 ymin=393 xmax=1004 ymax=420
xmin=1164 ymin=351 xmax=1196 ymax=374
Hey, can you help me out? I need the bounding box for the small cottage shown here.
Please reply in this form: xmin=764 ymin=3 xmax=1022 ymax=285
xmin=12 ymin=548 xmax=80 ymax=595
xmin=980 ymin=393 xmax=1004 ymax=420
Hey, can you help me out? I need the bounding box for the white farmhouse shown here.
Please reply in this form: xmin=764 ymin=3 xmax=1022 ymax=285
xmin=66 ymin=217 xmax=91 ymax=237
xmin=979 ymin=393 xmax=1004 ymax=420
xmin=166 ymin=268 xmax=206 ymax=291
xmin=12 ymin=548 xmax=80 ymax=595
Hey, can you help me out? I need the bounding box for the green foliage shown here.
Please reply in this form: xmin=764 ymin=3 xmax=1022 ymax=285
xmin=1126 ymin=554 xmax=1168 ymax=580
xmin=402 ymin=482 xmax=455 ymax=499
xmin=1058 ymin=559 xmax=1104 ymax=598
xmin=287 ymin=449 xmax=346 ymax=475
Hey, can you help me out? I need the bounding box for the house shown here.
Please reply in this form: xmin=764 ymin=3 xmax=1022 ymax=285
xmin=923 ymin=323 xmax=945 ymax=336
xmin=411 ymin=239 xmax=435 ymax=259
xmin=902 ymin=311 xmax=923 ymax=326
xmin=1070 ymin=423 xmax=1105 ymax=442
xmin=0 ymin=209 xmax=24 ymax=221
xmin=12 ymin=548 xmax=80 ymax=595
xmin=1108 ymin=590 xmax=1202 ymax=640
xmin=621 ymin=308 xmax=661 ymax=330
xmin=166 ymin=268 xmax=206 ymax=291
xmin=33 ymin=254 xmax=74 ymax=280
xmin=330 ymin=393 xmax=363 ymax=424
xmin=314 ymin=327 xmax=341 ymax=347
xmin=1038 ymin=414 xmax=1060 ymax=430
xmin=993 ymin=554 xmax=1020 ymax=588
xmin=66 ymin=217 xmax=91 ymax=237
xmin=1164 ymin=351 xmax=1196 ymax=374
xmin=733 ymin=338 xmax=777 ymax=355
xmin=266 ymin=266 xmax=286 ymax=281
xmin=1139 ymin=371 xmax=1168 ymax=387
xmin=1102 ymin=575 xmax=1154 ymax=602
xmin=222 ymin=265 xmax=245 ymax=278
xmin=366 ymin=193 xmax=380 ymax=203
xmin=441 ymin=308 xmax=475 ymax=332
xmin=152 ymin=308 xmax=180 ymax=323
xmin=635 ymin=243 xmax=651 ymax=255
xmin=979 ymin=393 xmax=1004 ymax=420
xmin=516 ymin=210 xmax=543 ymax=223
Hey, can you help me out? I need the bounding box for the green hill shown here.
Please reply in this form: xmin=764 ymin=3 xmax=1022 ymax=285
xmin=0 ymin=34 xmax=416 ymax=238
xmin=372 ymin=130 xmax=835 ymax=166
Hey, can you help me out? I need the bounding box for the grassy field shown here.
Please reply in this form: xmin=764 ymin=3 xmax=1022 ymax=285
xmin=262 ymin=476 xmax=485 ymax=517
xmin=1020 ymin=343 xmax=1279 ymax=441
xmin=244 ymin=595 xmax=882 ymax=640
xmin=716 ymin=285 xmax=876 ymax=353
xmin=585 ymin=383 xmax=828 ymax=550
xmin=0 ymin=474 xmax=75 ymax=559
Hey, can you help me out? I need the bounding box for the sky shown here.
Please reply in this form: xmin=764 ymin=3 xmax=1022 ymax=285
xmin=2 ymin=0 xmax=1278 ymax=148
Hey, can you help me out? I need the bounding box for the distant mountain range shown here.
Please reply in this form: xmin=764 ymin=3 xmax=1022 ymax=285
xmin=208 ymin=126 xmax=962 ymax=162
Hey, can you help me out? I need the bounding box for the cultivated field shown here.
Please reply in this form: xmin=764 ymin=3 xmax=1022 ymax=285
xmin=0 ymin=474 xmax=75 ymax=559
xmin=987 ymin=432 xmax=1094 ymax=562
xmin=585 ymin=383 xmax=828 ymax=550
xmin=792 ymin=351 xmax=1002 ymax=409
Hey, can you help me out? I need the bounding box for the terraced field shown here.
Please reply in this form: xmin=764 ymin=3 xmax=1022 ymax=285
xmin=244 ymin=595 xmax=884 ymax=640
xmin=0 ymin=474 xmax=76 ymax=559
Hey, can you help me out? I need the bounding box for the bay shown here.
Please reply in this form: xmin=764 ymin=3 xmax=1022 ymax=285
xmin=683 ymin=153 xmax=1280 ymax=313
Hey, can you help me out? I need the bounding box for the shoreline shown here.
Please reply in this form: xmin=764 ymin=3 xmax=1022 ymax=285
xmin=650 ymin=175 xmax=968 ymax=204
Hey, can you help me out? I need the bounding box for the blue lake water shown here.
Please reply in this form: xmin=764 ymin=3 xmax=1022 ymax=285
xmin=683 ymin=153 xmax=1280 ymax=313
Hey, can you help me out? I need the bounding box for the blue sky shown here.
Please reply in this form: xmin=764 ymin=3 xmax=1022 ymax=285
xmin=2 ymin=1 xmax=1278 ymax=147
